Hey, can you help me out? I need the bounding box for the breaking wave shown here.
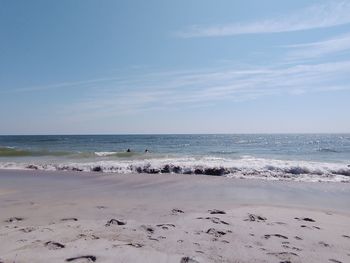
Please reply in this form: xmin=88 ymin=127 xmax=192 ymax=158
xmin=1 ymin=156 xmax=349 ymax=183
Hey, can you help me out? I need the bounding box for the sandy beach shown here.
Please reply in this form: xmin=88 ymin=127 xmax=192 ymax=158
xmin=0 ymin=169 xmax=349 ymax=263
xmin=2 ymin=0 xmax=350 ymax=261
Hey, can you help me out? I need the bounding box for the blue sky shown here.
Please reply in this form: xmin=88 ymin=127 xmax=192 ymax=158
xmin=1 ymin=0 xmax=350 ymax=134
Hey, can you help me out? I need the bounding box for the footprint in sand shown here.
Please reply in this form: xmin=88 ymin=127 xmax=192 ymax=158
xmin=127 ymin=243 xmax=143 ymax=248
xmin=45 ymin=241 xmax=65 ymax=250
xmin=264 ymin=234 xmax=288 ymax=240
xmin=156 ymin=223 xmax=176 ymax=230
xmin=300 ymin=225 xmax=312 ymax=229
xmin=245 ymin=214 xmax=267 ymax=222
xmin=208 ymin=209 xmax=226 ymax=215
xmin=294 ymin=217 xmax=315 ymax=222
xmin=318 ymin=241 xmax=331 ymax=247
xmin=65 ymin=255 xmax=96 ymax=262
xmin=114 ymin=243 xmax=143 ymax=248
xmin=61 ymin=218 xmax=78 ymax=222
xmin=19 ymin=227 xmax=36 ymax=233
xmin=77 ymin=234 xmax=100 ymax=240
xmin=141 ymin=225 xmax=155 ymax=234
xmin=105 ymin=219 xmax=126 ymax=226
xmin=281 ymin=244 xmax=302 ymax=251
xmin=172 ymin=208 xmax=184 ymax=215
xmin=5 ymin=217 xmax=24 ymax=223
xmin=206 ymin=228 xmax=227 ymax=238
xmin=180 ymin=257 xmax=199 ymax=263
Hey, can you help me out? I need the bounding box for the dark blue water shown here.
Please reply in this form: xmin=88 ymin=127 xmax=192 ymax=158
xmin=0 ymin=134 xmax=349 ymax=182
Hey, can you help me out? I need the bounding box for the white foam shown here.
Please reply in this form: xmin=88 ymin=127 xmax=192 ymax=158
xmin=0 ymin=156 xmax=349 ymax=183
xmin=94 ymin=152 xmax=118 ymax=157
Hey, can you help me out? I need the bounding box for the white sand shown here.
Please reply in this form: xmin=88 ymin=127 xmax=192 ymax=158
xmin=0 ymin=169 xmax=349 ymax=263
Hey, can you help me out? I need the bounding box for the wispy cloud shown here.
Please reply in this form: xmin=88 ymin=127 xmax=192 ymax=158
xmin=285 ymin=33 xmax=350 ymax=61
xmin=61 ymin=60 xmax=350 ymax=121
xmin=176 ymin=1 xmax=350 ymax=38
xmin=0 ymin=77 xmax=125 ymax=95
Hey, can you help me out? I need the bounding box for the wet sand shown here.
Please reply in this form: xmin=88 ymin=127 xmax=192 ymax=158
xmin=0 ymin=169 xmax=349 ymax=262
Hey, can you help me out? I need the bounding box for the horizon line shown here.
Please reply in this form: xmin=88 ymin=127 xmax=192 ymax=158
xmin=0 ymin=132 xmax=349 ymax=136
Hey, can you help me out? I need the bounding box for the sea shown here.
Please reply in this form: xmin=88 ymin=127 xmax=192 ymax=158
xmin=0 ymin=134 xmax=349 ymax=183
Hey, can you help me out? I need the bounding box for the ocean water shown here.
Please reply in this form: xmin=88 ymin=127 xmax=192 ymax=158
xmin=0 ymin=134 xmax=349 ymax=182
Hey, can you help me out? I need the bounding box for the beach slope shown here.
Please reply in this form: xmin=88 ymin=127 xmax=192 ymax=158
xmin=0 ymin=170 xmax=349 ymax=263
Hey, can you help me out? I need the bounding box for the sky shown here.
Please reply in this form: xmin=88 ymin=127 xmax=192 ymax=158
xmin=0 ymin=0 xmax=350 ymax=134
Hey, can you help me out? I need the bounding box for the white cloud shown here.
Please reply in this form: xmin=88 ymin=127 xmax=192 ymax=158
xmin=286 ymin=33 xmax=350 ymax=60
xmin=176 ymin=1 xmax=350 ymax=38
xmin=61 ymin=60 xmax=350 ymax=121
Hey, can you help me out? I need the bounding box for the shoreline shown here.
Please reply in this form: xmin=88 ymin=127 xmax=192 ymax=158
xmin=1 ymin=159 xmax=350 ymax=183
xmin=1 ymin=169 xmax=349 ymax=262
